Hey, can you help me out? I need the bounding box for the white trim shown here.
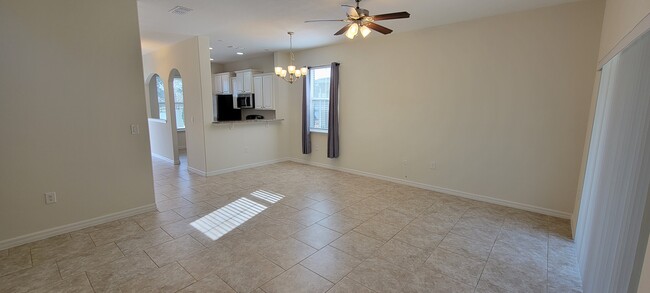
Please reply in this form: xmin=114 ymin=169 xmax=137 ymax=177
xmin=151 ymin=153 xmax=175 ymax=164
xmin=187 ymin=166 xmax=207 ymax=176
xmin=310 ymin=129 xmax=328 ymax=134
xmin=289 ymin=158 xmax=572 ymax=219
xmin=0 ymin=204 xmax=156 ymax=250
xmin=205 ymin=158 xmax=289 ymax=176
xmin=148 ymin=118 xmax=167 ymax=124
xmin=598 ymin=12 xmax=650 ymax=69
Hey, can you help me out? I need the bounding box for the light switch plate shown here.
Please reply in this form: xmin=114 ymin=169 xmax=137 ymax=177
xmin=45 ymin=192 xmax=57 ymax=204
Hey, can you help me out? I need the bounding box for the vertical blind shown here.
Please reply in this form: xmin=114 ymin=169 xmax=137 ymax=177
xmin=575 ymin=30 xmax=650 ymax=293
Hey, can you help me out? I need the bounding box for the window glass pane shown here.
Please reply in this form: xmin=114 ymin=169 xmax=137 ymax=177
xmin=155 ymin=75 xmax=166 ymax=120
xmin=173 ymin=78 xmax=184 ymax=129
xmin=309 ymin=67 xmax=331 ymax=130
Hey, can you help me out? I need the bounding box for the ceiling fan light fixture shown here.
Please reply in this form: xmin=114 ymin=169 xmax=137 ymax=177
xmin=275 ymin=32 xmax=308 ymax=84
xmin=346 ymin=23 xmax=359 ymax=39
xmin=360 ymin=25 xmax=371 ymax=38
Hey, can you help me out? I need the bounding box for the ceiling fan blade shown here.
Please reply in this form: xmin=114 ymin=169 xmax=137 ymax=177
xmin=305 ymin=19 xmax=345 ymax=23
xmin=370 ymin=11 xmax=410 ymax=21
xmin=365 ymin=22 xmax=393 ymax=34
xmin=334 ymin=24 xmax=352 ymax=35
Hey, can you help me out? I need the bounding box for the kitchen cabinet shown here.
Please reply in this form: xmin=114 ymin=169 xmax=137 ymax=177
xmin=253 ymin=73 xmax=275 ymax=110
xmin=233 ymin=69 xmax=261 ymax=94
xmin=212 ymin=72 xmax=233 ymax=95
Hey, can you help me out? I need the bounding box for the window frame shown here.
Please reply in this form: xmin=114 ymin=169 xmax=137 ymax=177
xmin=307 ymin=65 xmax=332 ymax=133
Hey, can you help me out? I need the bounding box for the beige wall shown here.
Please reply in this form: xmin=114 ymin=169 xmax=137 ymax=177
xmin=142 ymin=37 xmax=209 ymax=172
xmin=217 ymin=54 xmax=275 ymax=74
xmin=288 ymin=0 xmax=604 ymax=217
xmin=0 ymin=0 xmax=155 ymax=245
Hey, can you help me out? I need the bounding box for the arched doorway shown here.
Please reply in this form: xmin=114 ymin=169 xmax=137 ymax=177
xmin=169 ymin=69 xmax=186 ymax=166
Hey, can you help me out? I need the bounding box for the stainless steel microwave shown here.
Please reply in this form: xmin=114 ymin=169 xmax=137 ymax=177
xmin=235 ymin=93 xmax=255 ymax=109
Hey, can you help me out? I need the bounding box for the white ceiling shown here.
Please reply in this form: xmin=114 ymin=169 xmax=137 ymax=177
xmin=137 ymin=0 xmax=581 ymax=63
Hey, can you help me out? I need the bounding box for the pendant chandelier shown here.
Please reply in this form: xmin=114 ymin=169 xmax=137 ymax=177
xmin=275 ymin=32 xmax=308 ymax=84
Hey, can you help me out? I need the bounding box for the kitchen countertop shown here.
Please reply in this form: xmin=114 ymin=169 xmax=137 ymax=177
xmin=212 ymin=118 xmax=284 ymax=125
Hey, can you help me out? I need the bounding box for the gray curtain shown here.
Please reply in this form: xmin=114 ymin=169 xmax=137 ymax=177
xmin=302 ymin=75 xmax=311 ymax=154
xmin=327 ymin=62 xmax=340 ymax=158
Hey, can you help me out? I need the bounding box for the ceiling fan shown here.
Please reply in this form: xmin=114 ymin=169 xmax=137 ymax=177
xmin=305 ymin=0 xmax=410 ymax=39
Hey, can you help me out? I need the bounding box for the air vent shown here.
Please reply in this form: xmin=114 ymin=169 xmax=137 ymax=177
xmin=168 ymin=6 xmax=193 ymax=15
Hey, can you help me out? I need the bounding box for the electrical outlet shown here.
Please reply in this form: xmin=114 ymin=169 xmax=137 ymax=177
xmin=44 ymin=192 xmax=57 ymax=204
xmin=130 ymin=124 xmax=139 ymax=135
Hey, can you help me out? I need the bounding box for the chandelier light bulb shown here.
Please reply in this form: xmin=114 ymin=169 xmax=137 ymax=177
xmin=275 ymin=67 xmax=282 ymax=75
xmin=275 ymin=32 xmax=308 ymax=84
xmin=300 ymin=67 xmax=308 ymax=76
xmin=288 ymin=65 xmax=296 ymax=74
xmin=281 ymin=70 xmax=287 ymax=78
xmin=295 ymin=70 xmax=302 ymax=78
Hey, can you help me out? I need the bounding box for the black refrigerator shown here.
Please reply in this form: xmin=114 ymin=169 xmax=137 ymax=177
xmin=215 ymin=94 xmax=241 ymax=121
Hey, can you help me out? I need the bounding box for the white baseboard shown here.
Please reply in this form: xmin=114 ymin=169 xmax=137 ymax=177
xmin=0 ymin=204 xmax=157 ymax=251
xmin=289 ymin=158 xmax=572 ymax=219
xmin=151 ymin=153 xmax=175 ymax=164
xmin=187 ymin=166 xmax=207 ymax=176
xmin=205 ymin=158 xmax=290 ymax=177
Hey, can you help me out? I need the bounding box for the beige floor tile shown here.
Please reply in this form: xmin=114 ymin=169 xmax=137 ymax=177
xmin=410 ymin=267 xmax=475 ymax=293
xmin=369 ymin=209 xmax=414 ymax=228
xmin=177 ymin=274 xmax=236 ymax=292
xmin=145 ymin=235 xmax=204 ymax=267
xmin=263 ymin=265 xmax=334 ymax=293
xmin=353 ymin=219 xmax=403 ymax=242
xmin=0 ymin=245 xmax=31 ymax=277
xmin=115 ymin=227 xmax=173 ymax=255
xmin=179 ymin=243 xmax=250 ymax=280
xmin=261 ymin=204 xmax=300 ymax=220
xmin=338 ymin=205 xmax=381 ymax=221
xmin=156 ymin=197 xmax=193 ymax=212
xmin=292 ymin=224 xmax=342 ymax=249
xmin=438 ymin=233 xmax=493 ymax=261
xmin=161 ymin=216 xmax=201 ymax=238
xmin=450 ymin=219 xmax=501 ymax=243
xmin=326 ymin=277 xmax=375 ymax=293
xmin=173 ymin=202 xmax=218 ymax=218
xmin=216 ymin=253 xmax=284 ymax=293
xmin=89 ymin=220 xmax=145 ymax=246
xmin=301 ymin=245 xmax=362 ymax=283
xmin=479 ymin=258 xmax=547 ymax=293
xmin=57 ymin=242 xmax=125 ymax=279
xmin=132 ymin=210 xmax=185 ymax=231
xmin=118 ymin=262 xmax=196 ymax=293
xmin=424 ymin=248 xmax=485 ymax=287
xmin=310 ymin=200 xmax=347 ymax=215
xmin=281 ymin=195 xmax=319 ymax=209
xmin=347 ymin=257 xmax=412 ymax=292
xmin=318 ymin=214 xmax=364 ymax=234
xmin=0 ymin=262 xmax=61 ymax=293
xmin=393 ymin=224 xmax=445 ymax=252
xmin=287 ymin=208 xmax=330 ymax=226
xmin=330 ymin=231 xmax=384 ymax=259
xmin=409 ymin=213 xmax=457 ymax=235
xmin=254 ymin=218 xmax=306 ymax=240
xmin=375 ymin=239 xmax=430 ymax=272
xmin=260 ymin=237 xmax=317 ymax=269
xmin=86 ymin=252 xmax=157 ymax=292
xmin=31 ymin=234 xmax=96 ymax=265
xmin=29 ymin=273 xmax=94 ymax=293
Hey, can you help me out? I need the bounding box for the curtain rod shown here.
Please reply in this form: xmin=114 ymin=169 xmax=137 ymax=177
xmin=308 ymin=62 xmax=340 ymax=69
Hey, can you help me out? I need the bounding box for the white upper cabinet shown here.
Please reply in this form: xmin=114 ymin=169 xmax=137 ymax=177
xmin=212 ymin=72 xmax=233 ymax=95
xmin=253 ymin=73 xmax=275 ymax=110
xmin=234 ymin=69 xmax=261 ymax=94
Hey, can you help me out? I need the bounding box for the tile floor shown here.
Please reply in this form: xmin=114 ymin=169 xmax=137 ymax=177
xmin=0 ymin=154 xmax=583 ymax=292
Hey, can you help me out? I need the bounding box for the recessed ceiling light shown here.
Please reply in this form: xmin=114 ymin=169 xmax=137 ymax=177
xmin=210 ymin=58 xmax=214 ymax=61
xmin=236 ymin=52 xmax=244 ymax=55
xmin=168 ymin=6 xmax=193 ymax=15
xmin=209 ymin=47 xmax=213 ymax=50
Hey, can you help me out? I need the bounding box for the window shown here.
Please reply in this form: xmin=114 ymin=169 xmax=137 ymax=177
xmin=308 ymin=66 xmax=331 ymax=131
xmin=148 ymin=74 xmax=166 ymax=120
xmin=172 ymin=77 xmax=184 ymax=129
